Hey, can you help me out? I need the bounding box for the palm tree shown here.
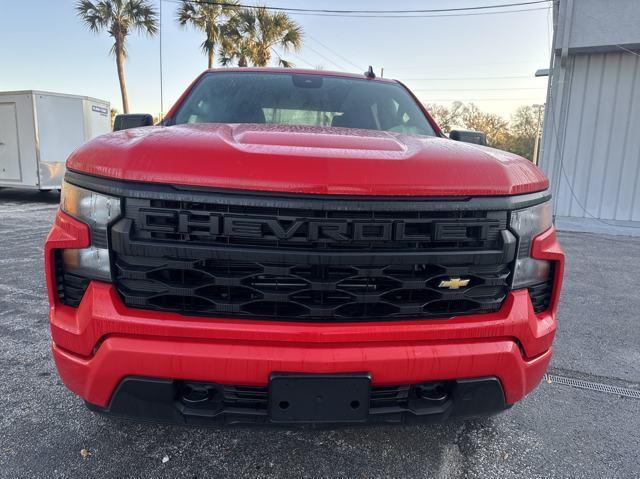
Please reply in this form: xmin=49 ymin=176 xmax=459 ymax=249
xmin=219 ymin=7 xmax=303 ymax=68
xmin=176 ymin=0 xmax=240 ymax=69
xmin=76 ymin=0 xmax=157 ymax=113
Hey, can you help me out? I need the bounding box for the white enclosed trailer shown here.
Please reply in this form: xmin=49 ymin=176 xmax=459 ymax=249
xmin=0 ymin=91 xmax=110 ymax=190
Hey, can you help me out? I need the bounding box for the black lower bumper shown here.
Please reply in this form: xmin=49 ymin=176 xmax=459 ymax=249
xmin=86 ymin=375 xmax=508 ymax=426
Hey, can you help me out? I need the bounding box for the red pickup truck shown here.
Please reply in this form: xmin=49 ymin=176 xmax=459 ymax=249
xmin=45 ymin=68 xmax=564 ymax=425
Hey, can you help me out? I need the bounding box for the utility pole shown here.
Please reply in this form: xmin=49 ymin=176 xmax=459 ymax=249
xmin=159 ymin=0 xmax=164 ymax=120
xmin=532 ymin=104 xmax=543 ymax=165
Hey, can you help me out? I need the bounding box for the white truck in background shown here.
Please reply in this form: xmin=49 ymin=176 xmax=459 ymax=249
xmin=0 ymin=91 xmax=110 ymax=190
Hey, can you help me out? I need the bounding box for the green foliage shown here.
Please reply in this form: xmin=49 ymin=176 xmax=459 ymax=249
xmin=176 ymin=0 xmax=240 ymax=68
xmin=76 ymin=0 xmax=157 ymax=113
xmin=109 ymin=107 xmax=118 ymax=128
xmin=219 ymin=6 xmax=303 ymax=67
xmin=425 ymin=102 xmax=544 ymax=161
xmin=76 ymin=0 xmax=158 ymax=57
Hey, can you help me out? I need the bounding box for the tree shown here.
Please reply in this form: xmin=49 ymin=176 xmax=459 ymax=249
xmin=424 ymin=101 xmax=545 ymax=162
xmin=176 ymin=0 xmax=239 ymax=69
xmin=427 ymin=102 xmax=508 ymax=146
xmin=219 ymin=6 xmax=303 ymax=67
xmin=109 ymin=107 xmax=119 ymax=128
xmin=424 ymin=102 xmax=464 ymax=134
xmin=460 ymin=103 xmax=510 ymax=147
xmin=506 ymin=105 xmax=544 ymax=160
xmin=76 ymin=0 xmax=157 ymax=114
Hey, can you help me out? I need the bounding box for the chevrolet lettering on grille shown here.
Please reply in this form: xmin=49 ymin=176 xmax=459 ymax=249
xmin=139 ymin=209 xmax=501 ymax=243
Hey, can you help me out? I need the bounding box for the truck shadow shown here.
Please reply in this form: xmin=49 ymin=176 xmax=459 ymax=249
xmin=0 ymin=187 xmax=60 ymax=205
xmin=75 ymin=411 xmax=499 ymax=478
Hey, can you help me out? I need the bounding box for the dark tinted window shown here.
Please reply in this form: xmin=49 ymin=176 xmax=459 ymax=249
xmin=171 ymin=72 xmax=436 ymax=137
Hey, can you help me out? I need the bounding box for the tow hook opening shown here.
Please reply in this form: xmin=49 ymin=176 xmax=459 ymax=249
xmin=178 ymin=381 xmax=222 ymax=409
xmin=414 ymin=382 xmax=449 ymax=404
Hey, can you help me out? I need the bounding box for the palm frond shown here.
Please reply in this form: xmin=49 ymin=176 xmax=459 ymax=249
xmin=75 ymin=0 xmax=109 ymax=33
xmin=177 ymin=0 xmax=241 ymax=65
xmin=272 ymin=50 xmax=294 ymax=68
xmin=126 ymin=0 xmax=158 ymax=36
xmin=176 ymin=2 xmax=203 ymax=28
xmin=279 ymin=24 xmax=302 ymax=52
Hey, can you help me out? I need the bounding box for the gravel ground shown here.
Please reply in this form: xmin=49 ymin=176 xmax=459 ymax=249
xmin=0 ymin=188 xmax=638 ymax=479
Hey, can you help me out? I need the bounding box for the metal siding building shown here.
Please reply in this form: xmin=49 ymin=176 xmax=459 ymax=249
xmin=540 ymin=0 xmax=640 ymax=230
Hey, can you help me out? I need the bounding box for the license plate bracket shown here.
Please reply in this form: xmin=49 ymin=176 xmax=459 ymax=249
xmin=269 ymin=373 xmax=371 ymax=423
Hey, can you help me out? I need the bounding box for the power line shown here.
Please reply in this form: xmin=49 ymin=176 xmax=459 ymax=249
xmin=303 ymin=44 xmax=350 ymax=72
xmin=275 ymin=6 xmax=551 ymax=19
xmin=285 ymin=50 xmax=320 ymax=69
xmin=306 ymin=35 xmax=364 ymax=72
xmin=164 ymin=0 xmax=550 ymax=19
xmin=166 ymin=1 xmax=551 ymax=15
xmin=616 ymin=44 xmax=640 ymax=57
xmin=399 ymin=75 xmax=534 ymax=81
xmin=385 ymin=60 xmax=549 ymax=71
xmin=159 ymin=0 xmax=164 ymax=116
xmin=411 ymin=87 xmax=546 ymax=91
xmin=419 ymin=97 xmax=544 ymax=102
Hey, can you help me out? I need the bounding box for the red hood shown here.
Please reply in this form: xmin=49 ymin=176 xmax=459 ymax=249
xmin=67 ymin=123 xmax=548 ymax=196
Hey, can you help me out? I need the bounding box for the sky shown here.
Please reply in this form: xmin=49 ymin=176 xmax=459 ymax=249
xmin=0 ymin=0 xmax=554 ymax=118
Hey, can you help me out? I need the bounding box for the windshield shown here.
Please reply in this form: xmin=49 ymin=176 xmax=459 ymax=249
xmin=170 ymin=72 xmax=436 ymax=137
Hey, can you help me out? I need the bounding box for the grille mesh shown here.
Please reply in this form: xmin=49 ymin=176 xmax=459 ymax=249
xmin=115 ymin=255 xmax=510 ymax=320
xmin=204 ymin=384 xmax=419 ymax=412
xmin=54 ymin=251 xmax=90 ymax=307
xmin=112 ymin=194 xmax=515 ymax=321
xmin=528 ymin=275 xmax=554 ymax=314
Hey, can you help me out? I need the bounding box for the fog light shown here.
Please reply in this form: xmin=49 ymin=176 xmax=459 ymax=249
xmin=510 ymin=201 xmax=553 ymax=289
xmin=61 ymin=246 xmax=112 ymax=282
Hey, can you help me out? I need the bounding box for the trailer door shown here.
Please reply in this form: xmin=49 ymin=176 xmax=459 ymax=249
xmin=0 ymin=102 xmax=22 ymax=182
xmin=35 ymin=93 xmax=86 ymax=189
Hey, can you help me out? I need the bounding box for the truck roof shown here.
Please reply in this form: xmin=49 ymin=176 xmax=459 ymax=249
xmin=203 ymin=67 xmax=399 ymax=84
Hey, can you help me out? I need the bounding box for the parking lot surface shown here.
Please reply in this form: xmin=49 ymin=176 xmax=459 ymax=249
xmin=0 ymin=189 xmax=638 ymax=479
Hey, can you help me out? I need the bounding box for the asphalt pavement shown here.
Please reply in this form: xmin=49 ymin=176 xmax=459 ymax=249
xmin=0 ymin=188 xmax=638 ymax=479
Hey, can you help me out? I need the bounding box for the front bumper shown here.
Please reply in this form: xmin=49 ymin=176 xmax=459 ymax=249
xmin=46 ymin=211 xmax=564 ymax=424
xmin=49 ymin=283 xmax=556 ymax=421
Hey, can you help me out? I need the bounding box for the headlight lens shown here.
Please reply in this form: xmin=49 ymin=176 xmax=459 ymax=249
xmin=61 ymin=181 xmax=120 ymax=235
xmin=510 ymin=201 xmax=553 ymax=289
xmin=59 ymin=181 xmax=121 ymax=281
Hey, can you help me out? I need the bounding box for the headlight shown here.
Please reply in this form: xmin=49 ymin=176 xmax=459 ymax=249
xmin=510 ymin=201 xmax=552 ymax=289
xmin=61 ymin=181 xmax=120 ymax=239
xmin=59 ymin=181 xmax=121 ymax=281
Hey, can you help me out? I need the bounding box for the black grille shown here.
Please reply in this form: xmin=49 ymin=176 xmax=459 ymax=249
xmin=54 ymin=251 xmax=90 ymax=307
xmin=110 ymin=193 xmax=516 ymax=321
xmin=181 ymin=381 xmax=421 ymax=414
xmin=369 ymin=385 xmax=411 ymax=411
xmin=528 ymin=278 xmax=553 ymax=314
xmin=114 ymin=255 xmax=510 ymax=320
xmin=223 ymin=385 xmax=269 ymax=412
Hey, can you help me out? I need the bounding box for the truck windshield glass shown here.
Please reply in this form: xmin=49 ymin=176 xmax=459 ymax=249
xmin=171 ymin=72 xmax=436 ymax=137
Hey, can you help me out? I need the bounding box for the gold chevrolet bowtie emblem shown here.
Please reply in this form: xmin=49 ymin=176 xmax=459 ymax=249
xmin=438 ymin=278 xmax=470 ymax=290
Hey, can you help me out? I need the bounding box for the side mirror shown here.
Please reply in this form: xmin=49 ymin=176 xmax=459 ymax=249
xmin=113 ymin=114 xmax=154 ymax=132
xmin=449 ymin=130 xmax=487 ymax=146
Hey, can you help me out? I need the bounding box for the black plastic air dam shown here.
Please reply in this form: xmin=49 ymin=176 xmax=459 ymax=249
xmin=85 ymin=376 xmax=508 ymax=426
